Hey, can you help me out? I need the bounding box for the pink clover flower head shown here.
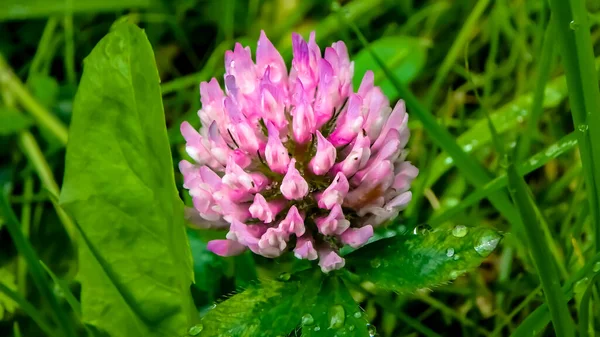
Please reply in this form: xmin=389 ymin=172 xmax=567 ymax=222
xmin=180 ymin=31 xmax=418 ymax=273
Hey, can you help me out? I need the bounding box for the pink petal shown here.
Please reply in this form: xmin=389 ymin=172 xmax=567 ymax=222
xmin=207 ymin=239 xmax=247 ymax=256
xmin=256 ymin=30 xmax=287 ymax=83
xmin=328 ymin=94 xmax=365 ymax=147
xmin=257 ymin=227 xmax=288 ymax=258
xmin=318 ymin=248 xmax=345 ymax=273
xmin=340 ymin=225 xmax=374 ymax=248
xmin=315 ymin=204 xmax=350 ymax=235
xmin=332 ymin=131 xmax=370 ymax=177
xmin=292 ymin=103 xmax=316 ymax=144
xmin=393 ymin=162 xmax=419 ymax=193
xmin=309 ymin=131 xmax=336 ymax=175
xmin=294 ymin=235 xmax=318 ymax=260
xmin=184 ymin=207 xmax=228 ymax=229
xmin=224 ymin=43 xmax=256 ymax=95
xmin=280 ymin=159 xmax=309 ymax=200
xmin=249 ymin=193 xmax=285 ymax=223
xmin=316 ymin=173 xmax=349 ymax=210
xmin=279 ymin=205 xmax=305 ymax=237
xmin=264 ymin=122 xmax=290 ymax=174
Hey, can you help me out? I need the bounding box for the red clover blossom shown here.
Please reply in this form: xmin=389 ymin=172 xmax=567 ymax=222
xmin=180 ymin=31 xmax=418 ymax=272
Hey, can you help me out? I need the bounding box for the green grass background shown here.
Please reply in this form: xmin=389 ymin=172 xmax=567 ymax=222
xmin=1 ymin=0 xmax=600 ymax=336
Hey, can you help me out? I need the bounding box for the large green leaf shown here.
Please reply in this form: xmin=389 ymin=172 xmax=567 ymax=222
xmin=352 ymin=36 xmax=427 ymax=98
xmin=346 ymin=226 xmax=502 ymax=292
xmin=198 ymin=271 xmax=372 ymax=337
xmin=301 ymin=276 xmax=370 ymax=337
xmin=197 ymin=270 xmax=322 ymax=337
xmin=59 ymin=22 xmax=194 ymax=337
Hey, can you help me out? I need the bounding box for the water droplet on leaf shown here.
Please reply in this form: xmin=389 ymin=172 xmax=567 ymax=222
xmin=370 ymin=259 xmax=382 ymax=268
xmin=348 ymin=325 xmax=355 ymax=331
xmin=353 ymin=311 xmax=362 ymax=318
xmin=578 ymin=124 xmax=589 ymax=132
xmin=188 ymin=324 xmax=203 ymax=336
xmin=329 ymin=305 xmax=345 ymax=329
xmin=452 ymin=225 xmax=468 ymax=238
xmin=474 ymin=229 xmax=501 ymax=257
xmin=593 ymin=262 xmax=600 ymax=273
xmin=314 ymin=326 xmax=321 ymax=332
xmin=278 ymin=272 xmax=291 ymax=281
xmin=366 ymin=323 xmax=377 ymax=336
xmin=570 ymin=20 xmax=580 ymax=30
xmin=302 ymin=314 xmax=314 ymax=326
xmin=574 ymin=277 xmax=589 ymax=293
xmin=450 ymin=270 xmax=461 ymax=279
xmin=413 ymin=224 xmax=432 ymax=235
xmin=446 ymin=248 xmax=455 ymax=257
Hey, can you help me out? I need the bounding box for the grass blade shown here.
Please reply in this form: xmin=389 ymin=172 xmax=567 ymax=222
xmin=0 ymin=54 xmax=68 ymax=145
xmin=338 ymin=13 xmax=521 ymax=229
xmin=0 ymin=193 xmax=77 ymax=337
xmin=0 ymin=281 xmax=56 ymax=337
xmin=516 ymin=20 xmax=556 ymax=161
xmin=430 ymin=132 xmax=578 ymax=225
xmin=511 ymin=251 xmax=600 ymax=337
xmin=548 ymin=0 xmax=600 ymax=252
xmin=578 ymin=274 xmax=600 ymax=337
xmin=39 ymin=261 xmax=82 ymax=319
xmin=424 ymin=0 xmax=490 ymax=106
xmin=506 ymin=162 xmax=575 ymax=337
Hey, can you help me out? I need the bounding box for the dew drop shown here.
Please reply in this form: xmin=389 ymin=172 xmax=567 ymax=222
xmin=444 ymin=157 xmax=454 ymax=165
xmin=474 ymin=229 xmax=501 ymax=257
xmin=302 ymin=314 xmax=314 ymax=326
xmin=452 ymin=225 xmax=468 ymax=238
xmin=366 ymin=323 xmax=377 ymax=336
xmin=574 ymin=277 xmax=589 ymax=293
xmin=329 ymin=305 xmax=345 ymax=329
xmin=570 ymin=20 xmax=580 ymax=30
xmin=370 ymin=259 xmax=381 ymax=268
xmin=413 ymin=224 xmax=432 ymax=235
xmin=314 ymin=326 xmax=321 ymax=332
xmin=577 ymin=124 xmax=589 ymax=133
xmin=593 ymin=262 xmax=600 ymax=273
xmin=353 ymin=311 xmax=362 ymax=319
xmin=450 ymin=270 xmax=461 ymax=279
xmin=463 ymin=144 xmax=473 ymax=152
xmin=188 ymin=324 xmax=204 ymax=336
xmin=278 ymin=272 xmax=291 ymax=281
xmin=446 ymin=248 xmax=455 ymax=257
xmin=348 ymin=325 xmax=355 ymax=331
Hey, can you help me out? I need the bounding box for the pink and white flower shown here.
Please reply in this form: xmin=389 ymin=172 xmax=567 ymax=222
xmin=180 ymin=31 xmax=418 ymax=273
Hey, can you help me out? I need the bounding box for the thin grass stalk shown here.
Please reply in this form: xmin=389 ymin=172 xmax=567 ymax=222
xmin=506 ymin=163 xmax=575 ymax=337
xmin=547 ymin=0 xmax=600 ymax=252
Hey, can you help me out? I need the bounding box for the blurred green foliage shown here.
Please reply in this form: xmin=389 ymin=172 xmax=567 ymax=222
xmin=1 ymin=0 xmax=600 ymax=336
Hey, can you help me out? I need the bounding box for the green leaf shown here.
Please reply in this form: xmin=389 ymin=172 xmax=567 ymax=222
xmin=59 ymin=22 xmax=194 ymax=337
xmin=301 ymin=276 xmax=370 ymax=337
xmin=425 ymin=71 xmax=570 ymax=190
xmin=0 ymin=0 xmax=160 ymax=21
xmin=0 ymin=267 xmax=17 ymax=321
xmin=28 ymin=75 xmax=59 ymax=108
xmin=198 ymin=270 xmax=322 ymax=337
xmin=346 ymin=226 xmax=502 ymax=292
xmin=0 ymin=107 xmax=33 ymax=135
xmin=352 ymin=36 xmax=427 ymax=99
xmin=506 ymin=162 xmax=574 ymax=337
